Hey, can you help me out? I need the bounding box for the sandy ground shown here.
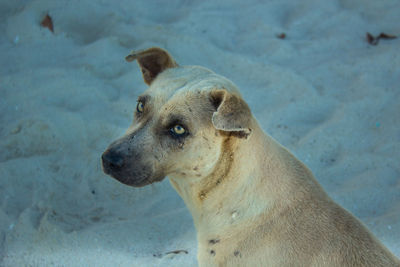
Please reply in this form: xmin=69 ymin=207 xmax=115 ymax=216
xmin=0 ymin=0 xmax=399 ymax=266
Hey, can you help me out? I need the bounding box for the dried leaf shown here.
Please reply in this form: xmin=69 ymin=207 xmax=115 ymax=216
xmin=41 ymin=14 xmax=54 ymax=33
xmin=277 ymin=33 xmax=286 ymax=39
xmin=366 ymin=32 xmax=397 ymax=46
xmin=366 ymin=32 xmax=377 ymax=45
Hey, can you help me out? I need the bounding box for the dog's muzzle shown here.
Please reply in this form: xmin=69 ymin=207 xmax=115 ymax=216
xmin=101 ymin=146 xmax=165 ymax=187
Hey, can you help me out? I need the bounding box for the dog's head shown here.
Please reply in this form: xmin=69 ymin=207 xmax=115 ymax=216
xmin=102 ymin=47 xmax=253 ymax=187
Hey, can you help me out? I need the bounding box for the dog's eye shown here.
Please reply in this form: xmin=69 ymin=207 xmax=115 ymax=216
xmin=171 ymin=125 xmax=186 ymax=136
xmin=136 ymin=101 xmax=144 ymax=113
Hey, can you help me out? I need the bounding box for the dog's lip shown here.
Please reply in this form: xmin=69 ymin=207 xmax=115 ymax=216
xmin=103 ymin=170 xmax=164 ymax=187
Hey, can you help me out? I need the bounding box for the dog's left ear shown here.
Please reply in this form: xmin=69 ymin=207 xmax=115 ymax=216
xmin=210 ymin=89 xmax=252 ymax=138
xmin=126 ymin=47 xmax=178 ymax=85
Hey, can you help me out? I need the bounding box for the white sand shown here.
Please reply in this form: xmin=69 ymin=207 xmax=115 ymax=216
xmin=0 ymin=0 xmax=399 ymax=266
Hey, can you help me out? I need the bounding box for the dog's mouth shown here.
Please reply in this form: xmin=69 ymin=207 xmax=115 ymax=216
xmin=107 ymin=172 xmax=153 ymax=187
xmin=106 ymin=170 xmax=163 ymax=187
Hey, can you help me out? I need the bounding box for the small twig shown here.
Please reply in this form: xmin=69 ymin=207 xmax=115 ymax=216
xmin=165 ymin=249 xmax=188 ymax=255
xmin=378 ymin=33 xmax=397 ymax=39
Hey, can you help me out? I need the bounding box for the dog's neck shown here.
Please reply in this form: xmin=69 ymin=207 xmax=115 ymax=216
xmin=170 ymin=121 xmax=295 ymax=234
xmin=169 ymin=119 xmax=328 ymax=244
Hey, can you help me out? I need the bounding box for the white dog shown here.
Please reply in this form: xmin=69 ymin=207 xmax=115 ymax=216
xmin=102 ymin=47 xmax=400 ymax=266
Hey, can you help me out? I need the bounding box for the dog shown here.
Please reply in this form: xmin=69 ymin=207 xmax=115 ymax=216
xmin=102 ymin=47 xmax=400 ymax=266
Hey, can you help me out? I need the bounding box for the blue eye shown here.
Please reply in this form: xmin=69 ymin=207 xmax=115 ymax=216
xmin=136 ymin=101 xmax=144 ymax=113
xmin=171 ymin=125 xmax=186 ymax=135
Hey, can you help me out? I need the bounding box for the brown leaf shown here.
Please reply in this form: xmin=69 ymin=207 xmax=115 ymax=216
xmin=41 ymin=14 xmax=54 ymax=33
xmin=277 ymin=33 xmax=286 ymax=39
xmin=366 ymin=32 xmax=377 ymax=45
xmin=366 ymin=32 xmax=397 ymax=46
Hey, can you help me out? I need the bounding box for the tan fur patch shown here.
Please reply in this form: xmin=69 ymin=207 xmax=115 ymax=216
xmin=198 ymin=135 xmax=235 ymax=201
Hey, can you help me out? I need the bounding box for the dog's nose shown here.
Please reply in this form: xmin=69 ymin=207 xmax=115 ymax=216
xmin=102 ymin=150 xmax=124 ymax=171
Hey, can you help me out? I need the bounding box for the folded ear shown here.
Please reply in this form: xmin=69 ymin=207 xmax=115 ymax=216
xmin=210 ymin=89 xmax=252 ymax=138
xmin=125 ymin=47 xmax=178 ymax=85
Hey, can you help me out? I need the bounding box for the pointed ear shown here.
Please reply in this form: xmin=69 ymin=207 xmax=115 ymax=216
xmin=210 ymin=89 xmax=252 ymax=138
xmin=125 ymin=47 xmax=178 ymax=85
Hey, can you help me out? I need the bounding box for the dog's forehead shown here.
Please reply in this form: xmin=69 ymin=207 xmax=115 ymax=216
xmin=146 ymin=66 xmax=212 ymax=97
xmin=145 ymin=65 xmax=240 ymax=101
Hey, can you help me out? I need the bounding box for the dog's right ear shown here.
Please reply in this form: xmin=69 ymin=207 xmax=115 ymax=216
xmin=125 ymin=47 xmax=178 ymax=85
